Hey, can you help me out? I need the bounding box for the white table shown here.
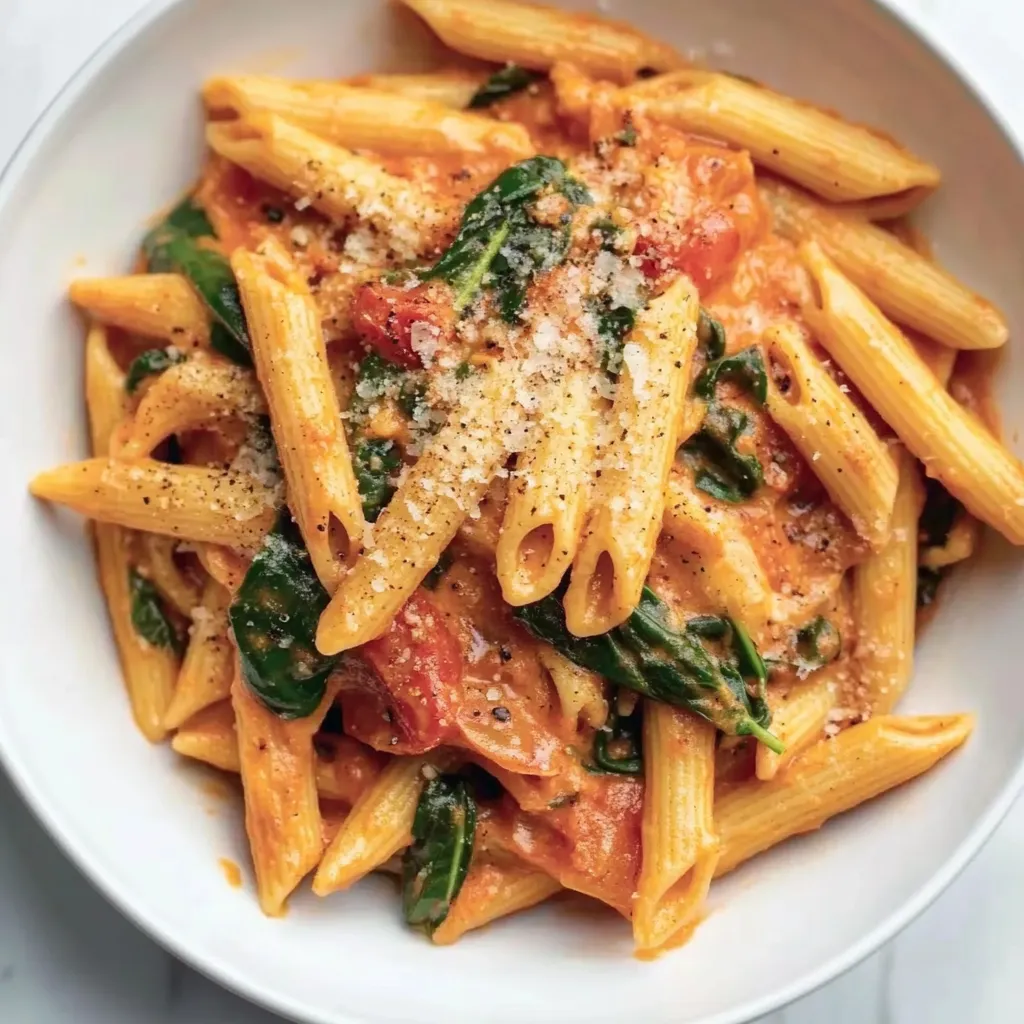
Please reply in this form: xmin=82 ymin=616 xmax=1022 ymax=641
xmin=1 ymin=0 xmax=1022 ymax=1020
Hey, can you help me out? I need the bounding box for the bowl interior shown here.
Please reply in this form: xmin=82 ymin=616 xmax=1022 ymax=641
xmin=1 ymin=1 xmax=1022 ymax=1023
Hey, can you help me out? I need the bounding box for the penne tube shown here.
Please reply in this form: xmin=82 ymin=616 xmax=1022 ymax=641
xmin=171 ymin=700 xmax=384 ymax=804
xmin=232 ymin=670 xmax=335 ymax=915
xmin=496 ymin=369 xmax=599 ymax=605
xmin=431 ymin=855 xmax=562 ymax=945
xmin=195 ymin=543 xmax=250 ymax=594
xmin=114 ymin=354 xmax=265 ymax=460
xmin=86 ymin=324 xmax=177 ymax=741
xmin=853 ymin=446 xmax=924 ymax=716
xmin=204 ymin=75 xmax=534 ymax=157
xmin=762 ymin=322 xmax=898 ymax=548
xmin=30 ymin=458 xmax=278 ymax=548
xmin=162 ymin=577 xmax=233 ymax=730
xmin=833 ymin=187 xmax=936 ymax=223
xmin=564 ymin=277 xmax=699 ymax=636
xmin=70 ymin=274 xmax=210 ymax=348
xmin=801 ymin=242 xmax=1024 ymax=545
xmin=754 ymin=670 xmax=839 ymax=781
xmin=206 ymin=114 xmax=445 ymax=257
xmin=316 ymin=359 xmax=530 ymax=654
xmin=349 ymin=71 xmax=483 ymax=108
xmin=661 ymin=469 xmax=772 ymax=634
xmin=537 ymin=647 xmax=608 ymax=729
xmin=623 ymin=71 xmax=940 ymax=203
xmin=761 ymin=179 xmax=1007 ymax=350
xmin=137 ymin=531 xmax=203 ymax=616
xmin=634 ymin=705 xmax=718 ymax=952
xmin=715 ymin=714 xmax=974 ymax=877
xmin=312 ymin=755 xmax=429 ymax=896
xmin=911 ymin=334 xmax=957 ymax=387
xmin=399 ymin=0 xmax=682 ymax=83
xmin=232 ymin=240 xmax=365 ymax=588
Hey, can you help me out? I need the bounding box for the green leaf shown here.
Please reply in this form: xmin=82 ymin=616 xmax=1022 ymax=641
xmin=917 ymin=566 xmax=945 ymax=608
xmin=467 ymin=65 xmax=540 ymax=108
xmin=919 ymin=478 xmax=962 ymax=549
xmin=590 ymin=700 xmax=643 ymax=775
xmin=682 ymin=402 xmax=764 ymax=503
xmin=403 ymin=776 xmax=477 ymax=933
xmin=515 ymin=582 xmax=783 ymax=752
xmin=142 ymin=196 xmax=252 ymax=366
xmin=124 ymin=347 xmax=185 ymax=394
xmin=423 ymin=549 xmax=453 ymax=590
xmin=128 ymin=568 xmax=182 ymax=654
xmin=350 ymin=352 xmax=426 ymax=422
xmin=793 ymin=616 xmax=841 ymax=674
xmin=697 ymin=308 xmax=727 ymax=361
xmin=354 ymin=438 xmax=402 ymax=522
xmin=229 ymin=514 xmax=339 ymax=719
xmin=694 ymin=345 xmax=768 ymax=405
xmin=422 ymin=156 xmax=591 ymax=322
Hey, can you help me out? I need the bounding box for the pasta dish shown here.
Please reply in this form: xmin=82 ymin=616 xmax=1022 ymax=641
xmin=33 ymin=0 xmax=1017 ymax=953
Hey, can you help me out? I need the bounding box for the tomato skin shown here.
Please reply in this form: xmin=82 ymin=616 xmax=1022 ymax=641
xmin=633 ymin=206 xmax=744 ymax=289
xmin=351 ymin=280 xmax=455 ymax=369
xmin=342 ymin=590 xmax=464 ymax=753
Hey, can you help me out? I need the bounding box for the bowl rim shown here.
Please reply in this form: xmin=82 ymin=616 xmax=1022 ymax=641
xmin=1 ymin=1 xmax=1023 ymax=1022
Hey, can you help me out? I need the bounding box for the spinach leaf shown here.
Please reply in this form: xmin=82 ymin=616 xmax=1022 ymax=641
xmin=919 ymin=478 xmax=962 ymax=549
xmin=917 ymin=566 xmax=945 ymax=609
xmin=350 ymin=351 xmax=426 ymax=422
xmin=229 ymin=514 xmax=339 ymax=719
xmin=422 ymin=156 xmax=591 ymax=322
xmin=515 ymin=583 xmax=782 ymax=751
xmin=128 ymin=568 xmax=183 ymax=654
xmin=124 ymin=347 xmax=185 ymax=395
xmin=423 ymin=549 xmax=453 ymax=590
xmin=591 ymin=700 xmax=643 ymax=775
xmin=694 ymin=345 xmax=768 ymax=405
xmin=403 ymin=775 xmax=477 ymax=933
xmin=697 ymin=308 xmax=727 ymax=361
xmin=142 ymin=196 xmax=252 ymax=366
xmin=794 ymin=616 xmax=841 ymax=674
xmin=681 ymin=402 xmax=764 ymax=503
xmin=467 ymin=65 xmax=540 ymax=108
xmin=354 ymin=438 xmax=402 ymax=522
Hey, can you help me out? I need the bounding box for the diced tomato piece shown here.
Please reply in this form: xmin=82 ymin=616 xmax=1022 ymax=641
xmin=343 ymin=590 xmax=464 ymax=753
xmin=351 ymin=280 xmax=455 ymax=369
xmin=633 ymin=205 xmax=744 ymax=289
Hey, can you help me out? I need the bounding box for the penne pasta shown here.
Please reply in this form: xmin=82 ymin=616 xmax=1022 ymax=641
xmin=661 ymin=469 xmax=772 ymax=635
xmin=232 ymin=239 xmax=365 ymax=588
xmin=70 ymin=274 xmax=210 ymax=348
xmin=348 ymin=71 xmax=483 ymax=109
xmin=195 ymin=543 xmax=250 ymax=594
xmin=162 ymin=577 xmax=233 ymax=730
xmin=114 ymin=353 xmax=265 ymax=460
xmin=537 ymin=647 xmax=608 ymax=728
xmin=431 ymin=855 xmax=562 ymax=945
xmin=316 ymin=359 xmax=530 ymax=654
xmin=564 ymin=277 xmax=699 ymax=636
xmin=137 ymin=531 xmax=203 ymax=616
xmin=399 ymin=0 xmax=683 ymax=83
xmin=754 ymin=669 xmax=839 ymax=781
xmin=715 ymin=714 xmax=974 ymax=877
xmin=496 ymin=369 xmax=599 ymax=606
xmin=204 ymin=75 xmax=534 ymax=157
xmin=634 ymin=705 xmax=718 ymax=952
xmin=853 ymin=446 xmax=924 ymax=716
xmin=801 ymin=242 xmax=1024 ymax=545
xmin=30 ymin=458 xmax=278 ymax=548
xmin=312 ymin=756 xmax=430 ymax=896
xmin=206 ymin=114 xmax=445 ymax=258
xmin=232 ymin=669 xmax=335 ymax=915
xmin=761 ymin=179 xmax=1007 ymax=350
xmin=762 ymin=322 xmax=898 ymax=548
xmin=624 ymin=71 xmax=940 ymax=203
xmin=920 ymin=513 xmax=979 ymax=570
xmin=171 ymin=700 xmax=384 ymax=804
xmin=86 ymin=324 xmax=177 ymax=741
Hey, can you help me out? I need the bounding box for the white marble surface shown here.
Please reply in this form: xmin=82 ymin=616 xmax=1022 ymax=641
xmin=1 ymin=0 xmax=1023 ymax=1020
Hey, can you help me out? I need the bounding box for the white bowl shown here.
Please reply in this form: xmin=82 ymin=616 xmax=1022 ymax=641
xmin=2 ymin=1 xmax=1023 ymax=1022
